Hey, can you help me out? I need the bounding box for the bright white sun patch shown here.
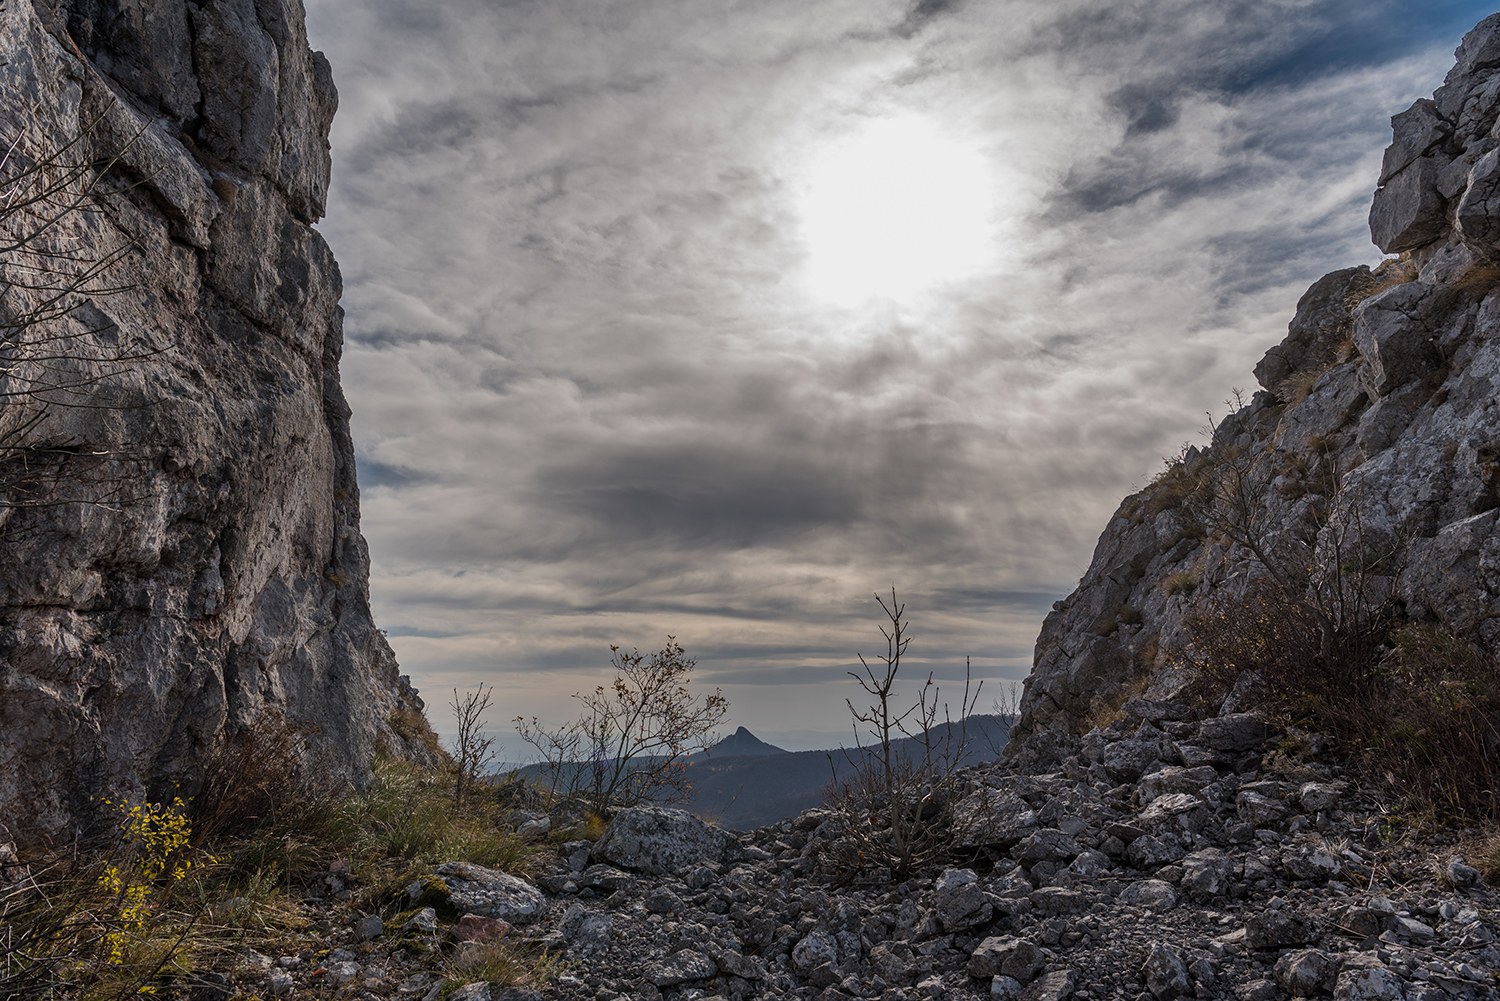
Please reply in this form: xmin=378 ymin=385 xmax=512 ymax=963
xmin=799 ymin=114 xmax=997 ymax=307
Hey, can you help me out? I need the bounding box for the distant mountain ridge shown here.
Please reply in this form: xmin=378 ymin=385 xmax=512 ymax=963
xmin=681 ymin=715 xmax=1012 ymax=830
xmin=501 ymin=716 xmax=1011 ymax=830
xmin=689 ymin=726 xmax=787 ymax=760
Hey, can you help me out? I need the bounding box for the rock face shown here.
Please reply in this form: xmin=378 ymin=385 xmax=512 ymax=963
xmin=0 ymin=0 xmax=435 ymax=844
xmin=1009 ymin=13 xmax=1500 ymax=760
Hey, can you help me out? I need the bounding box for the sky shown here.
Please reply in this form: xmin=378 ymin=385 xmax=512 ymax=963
xmin=303 ymin=0 xmax=1497 ymax=757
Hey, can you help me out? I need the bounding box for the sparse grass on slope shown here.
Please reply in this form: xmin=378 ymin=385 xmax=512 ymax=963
xmin=1 ymin=746 xmax=554 ymax=1000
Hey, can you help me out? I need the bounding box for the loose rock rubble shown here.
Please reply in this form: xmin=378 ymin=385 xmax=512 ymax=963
xmin=225 ymin=700 xmax=1497 ymax=1001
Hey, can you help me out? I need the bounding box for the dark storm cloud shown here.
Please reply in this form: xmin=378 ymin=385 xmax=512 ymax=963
xmin=533 ymin=444 xmax=861 ymax=548
xmin=305 ymin=0 xmax=1471 ymax=740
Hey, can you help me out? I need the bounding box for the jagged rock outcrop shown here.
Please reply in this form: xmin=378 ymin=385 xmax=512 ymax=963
xmin=0 ymin=0 xmax=436 ymax=844
xmin=1008 ymin=14 xmax=1500 ymax=761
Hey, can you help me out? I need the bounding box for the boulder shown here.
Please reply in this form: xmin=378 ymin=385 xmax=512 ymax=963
xmin=1136 ymin=793 xmax=1209 ymax=835
xmin=1142 ymin=941 xmax=1191 ymax=999
xmin=1139 ymin=766 xmax=1219 ymax=803
xmin=967 ymin=936 xmax=1043 ymax=982
xmin=953 ymin=788 xmax=1039 ymax=846
xmin=1457 ymin=145 xmax=1500 ymax=255
xmin=1379 ymin=99 xmax=1452 ymax=185
xmin=1119 ymin=879 xmax=1178 ymax=912
xmin=1179 ymin=849 xmax=1236 ymax=901
xmin=1013 ymin=829 xmax=1082 ymax=866
xmin=1370 ymin=155 xmax=1447 ymax=253
xmin=1351 ymin=282 xmax=1442 ymax=397
xmin=1020 ymin=969 xmax=1077 ymax=1001
xmin=593 ymin=806 xmax=735 ymax=875
xmin=578 ymin=864 xmax=636 ymax=891
xmin=1333 ymin=966 xmax=1409 ymax=1001
xmin=643 ymin=886 xmax=682 ymax=914
xmin=1028 ymin=887 xmax=1088 ymax=914
xmin=1236 ymin=792 xmax=1290 ymax=828
xmin=1199 ymin=714 xmax=1272 ymax=753
xmin=644 ymin=949 xmax=717 ymax=987
xmin=1104 ymin=738 xmax=1174 ymax=782
xmin=1245 ymin=910 xmax=1319 ymax=950
xmin=935 ymin=869 xmax=992 ymax=931
xmin=793 ymin=930 xmax=840 ymax=972
xmin=1128 ymin=834 xmax=1187 ymax=869
xmin=434 ymin=863 xmax=546 ymax=925
xmin=1297 ymin=782 xmax=1344 ymax=813
xmin=1275 ymin=949 xmax=1342 ymax=998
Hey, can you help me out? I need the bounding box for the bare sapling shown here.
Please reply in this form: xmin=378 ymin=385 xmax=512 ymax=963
xmin=825 ymin=589 xmax=984 ymax=880
xmin=451 ymin=685 xmax=498 ymax=810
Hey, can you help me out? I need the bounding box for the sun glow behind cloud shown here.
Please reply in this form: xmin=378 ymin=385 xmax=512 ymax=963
xmin=306 ymin=0 xmax=1466 ymax=755
xmin=798 ymin=114 xmax=1000 ymax=306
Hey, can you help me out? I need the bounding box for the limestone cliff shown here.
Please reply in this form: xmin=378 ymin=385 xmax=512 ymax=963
xmin=0 ymin=0 xmax=437 ymax=844
xmin=1009 ymin=14 xmax=1500 ymax=767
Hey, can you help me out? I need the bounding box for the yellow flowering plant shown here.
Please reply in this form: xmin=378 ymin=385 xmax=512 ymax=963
xmin=96 ymin=796 xmax=208 ymax=965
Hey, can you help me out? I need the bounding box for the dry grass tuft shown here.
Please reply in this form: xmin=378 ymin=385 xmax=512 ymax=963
xmin=1162 ymin=570 xmax=1201 ymax=598
xmin=1464 ymin=829 xmax=1500 ymax=883
xmin=192 ymin=710 xmax=318 ymax=846
xmin=444 ymin=938 xmax=566 ymax=990
xmin=390 ymin=705 xmax=445 ymax=759
xmin=1279 ymin=367 xmax=1325 ymax=406
xmin=1344 ymin=258 xmax=1419 ymax=310
xmin=1455 ymin=264 xmax=1500 ymax=298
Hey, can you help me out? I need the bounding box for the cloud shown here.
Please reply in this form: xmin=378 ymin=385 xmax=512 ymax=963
xmin=305 ymin=0 xmax=1467 ymax=745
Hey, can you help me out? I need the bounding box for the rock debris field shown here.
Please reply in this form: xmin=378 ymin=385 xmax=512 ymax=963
xmin=227 ymin=701 xmax=1497 ymax=1001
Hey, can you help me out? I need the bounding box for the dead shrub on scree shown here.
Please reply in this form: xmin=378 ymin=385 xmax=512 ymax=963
xmin=822 ymin=590 xmax=984 ymax=882
xmin=1169 ymin=396 xmax=1500 ymax=820
xmin=451 ymin=684 xmax=498 ymax=811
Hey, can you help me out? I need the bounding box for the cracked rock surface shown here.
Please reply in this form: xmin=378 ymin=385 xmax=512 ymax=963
xmin=0 ymin=0 xmax=437 ymax=842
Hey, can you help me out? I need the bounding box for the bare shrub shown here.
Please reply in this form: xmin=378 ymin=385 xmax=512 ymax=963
xmin=1360 ymin=625 xmax=1500 ymax=818
xmin=451 ymin=685 xmax=498 ymax=810
xmin=822 ymin=591 xmax=983 ymax=881
xmin=191 ymin=711 xmax=319 ymax=846
xmin=0 ymin=113 xmax=160 ymax=520
xmin=1182 ymin=592 xmax=1497 ymax=818
xmin=515 ymin=638 xmax=728 ymax=817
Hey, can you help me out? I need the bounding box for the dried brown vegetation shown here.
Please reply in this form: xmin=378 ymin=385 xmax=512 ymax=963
xmin=1 ymin=718 xmax=550 ymax=1000
xmin=1182 ymin=586 xmax=1500 ymax=820
xmin=821 ymin=592 xmax=985 ymax=881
